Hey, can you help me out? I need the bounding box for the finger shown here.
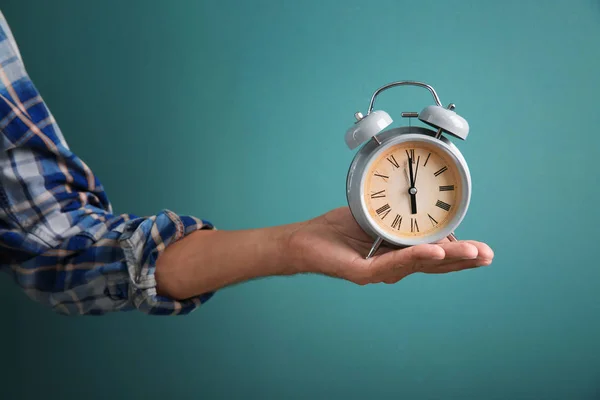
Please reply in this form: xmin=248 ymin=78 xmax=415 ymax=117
xmin=381 ymin=257 xmax=490 ymax=283
xmin=370 ymin=240 xmax=494 ymax=283
xmin=369 ymin=243 xmax=445 ymax=274
xmin=369 ymin=244 xmax=445 ymax=283
xmin=435 ymin=241 xmax=479 ymax=260
xmin=381 ymin=247 xmax=493 ymax=282
xmin=420 ymin=242 xmax=493 ymax=274
xmin=459 ymin=240 xmax=494 ymax=261
xmin=426 ymin=257 xmax=493 ymax=274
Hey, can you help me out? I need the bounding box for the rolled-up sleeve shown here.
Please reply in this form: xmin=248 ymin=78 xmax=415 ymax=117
xmin=119 ymin=211 xmax=215 ymax=315
xmin=2 ymin=208 xmax=216 ymax=316
xmin=0 ymin=10 xmax=216 ymax=316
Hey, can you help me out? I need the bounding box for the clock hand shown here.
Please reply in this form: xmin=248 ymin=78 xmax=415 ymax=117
xmin=407 ymin=155 xmax=414 ymax=187
xmin=407 ymin=153 xmax=417 ymax=215
xmin=413 ymin=155 xmax=420 ymax=185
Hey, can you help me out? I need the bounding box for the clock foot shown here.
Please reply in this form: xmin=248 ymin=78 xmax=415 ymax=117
xmin=447 ymin=232 xmax=458 ymax=242
xmin=366 ymin=236 xmax=384 ymax=259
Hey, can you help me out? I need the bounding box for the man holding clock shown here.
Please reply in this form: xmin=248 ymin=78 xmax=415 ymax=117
xmin=0 ymin=10 xmax=494 ymax=316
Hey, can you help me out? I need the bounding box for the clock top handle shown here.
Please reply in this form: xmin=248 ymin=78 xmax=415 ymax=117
xmin=367 ymin=81 xmax=443 ymax=114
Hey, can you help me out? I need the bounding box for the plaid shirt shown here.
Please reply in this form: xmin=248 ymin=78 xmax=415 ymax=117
xmin=0 ymin=11 xmax=215 ymax=315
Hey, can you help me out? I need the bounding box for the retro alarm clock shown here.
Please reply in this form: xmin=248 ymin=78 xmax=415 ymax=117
xmin=345 ymin=81 xmax=471 ymax=259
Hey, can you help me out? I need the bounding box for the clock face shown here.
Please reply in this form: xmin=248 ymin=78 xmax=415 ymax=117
xmin=363 ymin=140 xmax=463 ymax=239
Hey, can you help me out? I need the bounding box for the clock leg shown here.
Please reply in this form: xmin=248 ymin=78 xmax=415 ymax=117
xmin=447 ymin=232 xmax=458 ymax=242
xmin=366 ymin=236 xmax=384 ymax=259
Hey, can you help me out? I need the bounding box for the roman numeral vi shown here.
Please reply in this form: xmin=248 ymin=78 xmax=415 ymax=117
xmin=411 ymin=218 xmax=419 ymax=233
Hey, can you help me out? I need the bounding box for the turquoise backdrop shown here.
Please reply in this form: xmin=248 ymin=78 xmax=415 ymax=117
xmin=2 ymin=1 xmax=600 ymax=399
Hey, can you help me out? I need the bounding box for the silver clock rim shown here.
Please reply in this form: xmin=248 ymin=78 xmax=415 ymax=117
xmin=346 ymin=126 xmax=472 ymax=247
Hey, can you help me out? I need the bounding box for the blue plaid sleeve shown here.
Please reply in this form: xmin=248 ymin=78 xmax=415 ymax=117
xmin=0 ymin=10 xmax=215 ymax=315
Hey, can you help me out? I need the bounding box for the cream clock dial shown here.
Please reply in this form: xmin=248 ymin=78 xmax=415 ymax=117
xmin=363 ymin=140 xmax=462 ymax=239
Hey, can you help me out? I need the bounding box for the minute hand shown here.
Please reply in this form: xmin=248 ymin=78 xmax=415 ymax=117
xmin=408 ymin=156 xmax=415 ymax=187
xmin=407 ymin=156 xmax=417 ymax=214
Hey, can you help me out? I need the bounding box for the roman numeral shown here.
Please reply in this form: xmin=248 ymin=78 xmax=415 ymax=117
xmin=434 ymin=166 xmax=448 ymax=177
xmin=428 ymin=214 xmax=438 ymax=226
xmin=387 ymin=155 xmax=400 ymax=168
xmin=405 ymin=149 xmax=415 ymax=162
xmin=423 ymin=153 xmax=431 ymax=167
xmin=376 ymin=203 xmax=391 ymax=219
xmin=436 ymin=200 xmax=451 ymax=212
xmin=439 ymin=185 xmax=455 ymax=191
xmin=370 ymin=190 xmax=386 ymax=199
xmin=410 ymin=218 xmax=419 ymax=233
xmin=391 ymin=214 xmax=402 ymax=230
xmin=374 ymin=171 xmax=389 ymax=181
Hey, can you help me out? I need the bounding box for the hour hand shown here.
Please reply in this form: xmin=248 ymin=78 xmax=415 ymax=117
xmin=409 ymin=189 xmax=417 ymax=214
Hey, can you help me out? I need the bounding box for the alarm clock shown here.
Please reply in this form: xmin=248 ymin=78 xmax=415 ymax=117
xmin=345 ymin=81 xmax=471 ymax=259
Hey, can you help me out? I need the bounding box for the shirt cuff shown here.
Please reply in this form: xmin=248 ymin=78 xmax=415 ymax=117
xmin=118 ymin=209 xmax=215 ymax=315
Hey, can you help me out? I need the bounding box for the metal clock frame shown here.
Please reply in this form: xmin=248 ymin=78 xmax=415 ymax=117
xmin=345 ymin=81 xmax=472 ymax=258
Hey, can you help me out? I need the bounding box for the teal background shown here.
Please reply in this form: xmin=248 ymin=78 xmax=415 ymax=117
xmin=2 ymin=0 xmax=600 ymax=399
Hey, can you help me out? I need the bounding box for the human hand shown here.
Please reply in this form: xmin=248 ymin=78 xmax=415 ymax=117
xmin=156 ymin=206 xmax=494 ymax=300
xmin=285 ymin=207 xmax=494 ymax=285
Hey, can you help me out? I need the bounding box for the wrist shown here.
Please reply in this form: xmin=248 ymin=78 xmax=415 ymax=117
xmin=276 ymin=219 xmax=319 ymax=276
xmin=271 ymin=221 xmax=305 ymax=276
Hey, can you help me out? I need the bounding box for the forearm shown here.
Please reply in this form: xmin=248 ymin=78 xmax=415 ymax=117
xmin=154 ymin=223 xmax=301 ymax=300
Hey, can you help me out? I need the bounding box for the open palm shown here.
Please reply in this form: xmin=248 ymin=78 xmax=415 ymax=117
xmin=288 ymin=207 xmax=494 ymax=285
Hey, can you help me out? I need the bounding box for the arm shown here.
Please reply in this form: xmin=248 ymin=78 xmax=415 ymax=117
xmin=155 ymin=224 xmax=296 ymax=300
xmin=155 ymin=207 xmax=494 ymax=302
